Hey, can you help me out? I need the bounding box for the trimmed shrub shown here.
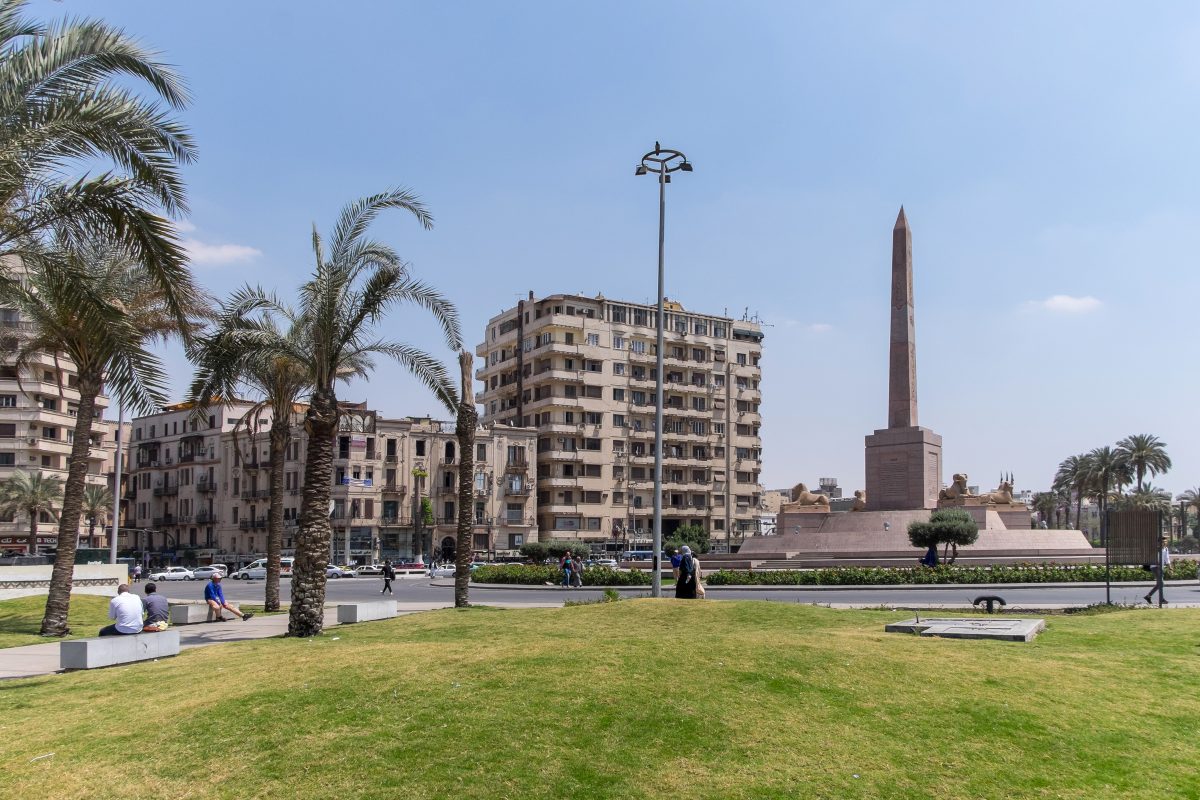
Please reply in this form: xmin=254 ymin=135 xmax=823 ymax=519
xmin=909 ymin=508 xmax=979 ymax=553
xmin=703 ymin=561 xmax=1199 ymax=586
xmin=471 ymin=564 xmax=653 ymax=586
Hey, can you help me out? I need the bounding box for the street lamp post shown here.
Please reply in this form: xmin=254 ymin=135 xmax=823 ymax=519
xmin=635 ymin=142 xmax=692 ymax=598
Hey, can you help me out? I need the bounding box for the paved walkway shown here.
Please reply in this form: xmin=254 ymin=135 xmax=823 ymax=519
xmin=0 ymin=600 xmax=561 ymax=681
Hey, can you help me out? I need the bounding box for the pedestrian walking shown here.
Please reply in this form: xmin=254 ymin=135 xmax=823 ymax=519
xmin=381 ymin=560 xmax=395 ymax=594
xmin=1145 ymin=536 xmax=1171 ymax=605
xmin=674 ymin=545 xmax=697 ymax=599
xmin=561 ymin=552 xmax=574 ymax=588
xmin=131 ymin=563 xmax=142 ymax=583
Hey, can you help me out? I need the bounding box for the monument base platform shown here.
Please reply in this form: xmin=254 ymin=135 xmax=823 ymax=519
xmin=744 ymin=508 xmax=1092 ymax=559
xmin=865 ymin=426 xmax=942 ymax=510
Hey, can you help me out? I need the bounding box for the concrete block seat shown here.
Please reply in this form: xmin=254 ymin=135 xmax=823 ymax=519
xmin=61 ymin=630 xmax=181 ymax=670
xmin=336 ymin=601 xmax=397 ymax=624
xmin=169 ymin=604 xmax=222 ymax=624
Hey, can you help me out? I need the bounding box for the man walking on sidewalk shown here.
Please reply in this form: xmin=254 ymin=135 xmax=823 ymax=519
xmin=381 ymin=560 xmax=395 ymax=594
xmin=1145 ymin=535 xmax=1171 ymax=606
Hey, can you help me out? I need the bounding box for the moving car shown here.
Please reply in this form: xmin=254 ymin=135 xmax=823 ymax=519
xmin=326 ymin=565 xmax=358 ymax=578
xmin=191 ymin=564 xmax=228 ymax=580
xmin=148 ymin=566 xmax=194 ymax=581
xmin=589 ymin=558 xmax=619 ymax=569
xmin=233 ymin=557 xmax=294 ymax=580
xmin=356 ymin=564 xmax=384 ymax=575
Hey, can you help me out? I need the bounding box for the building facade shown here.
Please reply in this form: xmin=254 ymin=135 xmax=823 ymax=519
xmin=0 ymin=321 xmax=120 ymax=554
xmin=475 ymin=292 xmax=764 ymax=552
xmin=126 ymin=402 xmax=538 ymax=567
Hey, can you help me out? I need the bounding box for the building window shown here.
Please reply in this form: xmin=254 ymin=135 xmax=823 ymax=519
xmin=631 ymin=340 xmax=646 ymax=354
xmin=612 ymin=335 xmax=625 ymax=350
xmin=0 ymin=395 xmax=14 ymax=408
xmin=586 ymin=333 xmax=599 ymax=347
xmin=0 ymin=453 xmax=13 ymax=466
xmin=476 ymin=443 xmax=487 ymax=461
xmin=416 ymin=440 xmax=426 ymax=456
xmin=587 ymin=517 xmax=601 ymax=530
xmin=736 ymin=353 xmax=747 ymax=365
xmin=554 ymin=516 xmax=581 ymax=530
xmin=613 ymin=363 xmax=625 ymax=376
xmin=612 ymin=414 xmax=625 ymax=428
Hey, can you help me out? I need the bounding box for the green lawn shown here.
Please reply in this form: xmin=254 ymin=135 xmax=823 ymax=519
xmin=0 ymin=595 xmax=112 ymax=649
xmin=1 ymin=600 xmax=1198 ymax=799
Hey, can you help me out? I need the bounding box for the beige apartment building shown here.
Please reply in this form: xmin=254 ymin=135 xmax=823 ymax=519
xmin=476 ymin=292 xmax=764 ymax=553
xmin=0 ymin=318 xmax=121 ymax=555
xmin=127 ymin=401 xmax=538 ymax=566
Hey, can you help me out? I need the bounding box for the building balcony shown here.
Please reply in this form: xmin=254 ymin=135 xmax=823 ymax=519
xmin=385 ymin=454 xmax=399 ymax=464
xmin=381 ymin=483 xmax=407 ymax=495
xmin=240 ymin=489 xmax=270 ymax=500
xmin=195 ymin=511 xmax=216 ymax=525
xmin=197 ymin=478 xmax=217 ymax=493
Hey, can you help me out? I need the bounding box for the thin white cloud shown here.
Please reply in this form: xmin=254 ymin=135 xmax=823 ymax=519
xmin=184 ymin=238 xmax=262 ymax=266
xmin=1024 ymin=295 xmax=1103 ymax=314
xmin=807 ymin=322 xmax=833 ymax=333
xmin=174 ymin=220 xmax=197 ymax=233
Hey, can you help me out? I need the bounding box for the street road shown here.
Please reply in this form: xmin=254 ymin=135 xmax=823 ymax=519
xmin=160 ymin=575 xmax=1200 ymax=608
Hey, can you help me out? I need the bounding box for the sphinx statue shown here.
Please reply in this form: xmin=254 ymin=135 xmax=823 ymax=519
xmin=851 ymin=489 xmax=867 ymax=511
xmin=782 ymin=482 xmax=831 ymax=508
xmin=978 ymin=480 xmax=1016 ymax=505
xmin=938 ymin=473 xmax=972 ymax=501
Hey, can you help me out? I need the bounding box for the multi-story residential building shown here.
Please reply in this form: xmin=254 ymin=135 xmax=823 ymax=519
xmin=476 ymin=292 xmax=764 ymax=552
xmin=127 ymin=401 xmax=538 ymax=566
xmin=0 ymin=311 xmax=120 ymax=555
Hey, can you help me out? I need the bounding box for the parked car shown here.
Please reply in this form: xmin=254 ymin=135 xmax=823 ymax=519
xmin=589 ymin=558 xmax=619 ymax=569
xmin=191 ymin=564 xmax=228 ymax=580
xmin=149 ymin=566 xmax=194 ymax=581
xmin=326 ymin=565 xmax=357 ymax=578
xmin=429 ymin=565 xmax=456 ymax=578
xmin=356 ymin=564 xmax=384 ymax=575
xmin=234 ymin=557 xmax=294 ymax=580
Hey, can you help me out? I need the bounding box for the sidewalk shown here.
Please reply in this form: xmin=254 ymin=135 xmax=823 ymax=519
xmin=0 ymin=601 xmax=453 ymax=681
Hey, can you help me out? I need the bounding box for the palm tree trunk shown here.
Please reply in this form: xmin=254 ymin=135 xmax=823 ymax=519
xmin=454 ymin=351 xmax=476 ymax=608
xmin=87 ymin=516 xmax=96 ymax=548
xmin=27 ymin=514 xmax=38 ymax=555
xmin=40 ymin=373 xmax=100 ymax=636
xmin=264 ymin=412 xmax=290 ymax=613
xmin=1075 ymin=494 xmax=1083 ymax=533
xmin=288 ymin=389 xmax=338 ymax=637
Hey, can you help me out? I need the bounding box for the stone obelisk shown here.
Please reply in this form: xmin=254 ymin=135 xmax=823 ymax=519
xmin=864 ymin=208 xmax=942 ymax=510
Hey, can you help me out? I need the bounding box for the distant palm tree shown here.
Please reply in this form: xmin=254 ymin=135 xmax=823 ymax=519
xmin=224 ymin=190 xmax=461 ymax=637
xmin=1178 ymin=488 xmax=1200 ymax=538
xmin=0 ymin=239 xmax=201 ymax=636
xmin=1085 ymin=446 xmax=1125 ymax=546
xmin=1053 ymin=454 xmax=1090 ymax=530
xmin=188 ymin=302 xmax=315 ymax=612
xmin=1032 ymin=491 xmax=1058 ymax=528
xmin=80 ymin=484 xmax=113 ymax=548
xmin=0 ymin=471 xmax=62 ymax=553
xmin=1114 ymin=486 xmax=1172 ymax=514
xmin=0 ymin=0 xmax=196 ymax=321
xmin=1115 ymin=434 xmax=1172 ymax=492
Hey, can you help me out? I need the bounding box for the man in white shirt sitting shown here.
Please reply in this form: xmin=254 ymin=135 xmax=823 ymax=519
xmin=99 ymin=584 xmax=145 ymax=636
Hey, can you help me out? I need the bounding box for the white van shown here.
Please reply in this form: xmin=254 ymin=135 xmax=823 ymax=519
xmin=233 ymin=557 xmax=294 ymax=580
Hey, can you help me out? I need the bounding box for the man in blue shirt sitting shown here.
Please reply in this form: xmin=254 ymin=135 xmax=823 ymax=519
xmin=203 ymin=573 xmax=253 ymax=622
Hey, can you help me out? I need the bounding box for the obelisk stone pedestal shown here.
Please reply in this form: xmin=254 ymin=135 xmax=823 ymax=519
xmin=864 ymin=426 xmax=942 ymax=511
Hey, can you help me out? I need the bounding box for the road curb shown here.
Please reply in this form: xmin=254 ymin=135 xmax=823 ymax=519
xmin=467 ymin=580 xmax=1198 ymax=592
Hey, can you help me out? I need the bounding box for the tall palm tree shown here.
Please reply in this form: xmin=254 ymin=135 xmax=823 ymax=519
xmin=1085 ymin=446 xmax=1125 ymax=546
xmin=0 ymin=0 xmax=196 ymax=323
xmin=1032 ymin=491 xmax=1058 ymax=528
xmin=188 ymin=302 xmax=313 ymax=612
xmin=0 ymin=470 xmax=61 ymax=553
xmin=1114 ymin=485 xmax=1172 ymax=514
xmin=453 ymin=350 xmax=475 ymax=608
xmin=80 ymin=483 xmax=113 ymax=548
xmin=0 ymin=239 xmax=200 ymax=636
xmin=223 ymin=190 xmax=460 ymax=637
xmin=1053 ymin=454 xmax=1090 ymax=530
xmin=1115 ymin=434 xmax=1171 ymax=492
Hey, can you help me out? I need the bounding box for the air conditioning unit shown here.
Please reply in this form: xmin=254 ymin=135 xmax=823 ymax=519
xmin=27 ymin=436 xmax=37 ymax=444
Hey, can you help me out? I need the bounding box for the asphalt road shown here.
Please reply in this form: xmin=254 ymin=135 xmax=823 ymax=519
xmin=156 ymin=575 xmax=1200 ymax=608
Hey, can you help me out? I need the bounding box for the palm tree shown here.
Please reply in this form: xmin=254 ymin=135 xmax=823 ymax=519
xmin=453 ymin=350 xmax=476 ymax=608
xmin=1177 ymin=488 xmax=1200 ymax=539
xmin=0 ymin=0 xmax=196 ymax=323
xmin=223 ymin=190 xmax=460 ymax=637
xmin=0 ymin=470 xmax=61 ymax=553
xmin=1115 ymin=434 xmax=1172 ymax=492
xmin=1032 ymin=491 xmax=1058 ymax=528
xmin=1085 ymin=446 xmax=1125 ymax=546
xmin=1053 ymin=454 xmax=1090 ymax=530
xmin=188 ymin=302 xmax=312 ymax=612
xmin=80 ymin=483 xmax=113 ymax=548
xmin=0 ymin=239 xmax=200 ymax=636
xmin=1114 ymin=485 xmax=1172 ymax=514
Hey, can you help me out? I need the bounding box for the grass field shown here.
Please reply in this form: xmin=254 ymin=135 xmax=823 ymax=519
xmin=1 ymin=600 xmax=1198 ymax=799
xmin=0 ymin=595 xmax=112 ymax=648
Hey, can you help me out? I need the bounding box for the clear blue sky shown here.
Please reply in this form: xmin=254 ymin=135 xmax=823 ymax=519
xmin=35 ymin=1 xmax=1200 ymax=496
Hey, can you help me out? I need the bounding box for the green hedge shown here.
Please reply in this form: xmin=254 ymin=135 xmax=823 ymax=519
xmin=471 ymin=565 xmax=653 ymax=586
xmin=703 ymin=562 xmax=1199 ymax=586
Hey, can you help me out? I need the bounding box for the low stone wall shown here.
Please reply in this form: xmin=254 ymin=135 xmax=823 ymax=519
xmin=0 ymin=564 xmax=128 ymax=601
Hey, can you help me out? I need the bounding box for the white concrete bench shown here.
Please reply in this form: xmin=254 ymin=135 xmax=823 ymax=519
xmin=60 ymin=630 xmax=181 ymax=670
xmin=169 ymin=604 xmax=219 ymax=624
xmin=336 ymin=601 xmax=397 ymax=624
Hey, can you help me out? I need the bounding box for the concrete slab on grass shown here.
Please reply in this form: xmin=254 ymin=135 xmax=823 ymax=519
xmin=61 ymin=630 xmax=181 ymax=669
xmin=885 ymin=617 xmax=1045 ymax=642
xmin=337 ymin=601 xmax=397 ymax=623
